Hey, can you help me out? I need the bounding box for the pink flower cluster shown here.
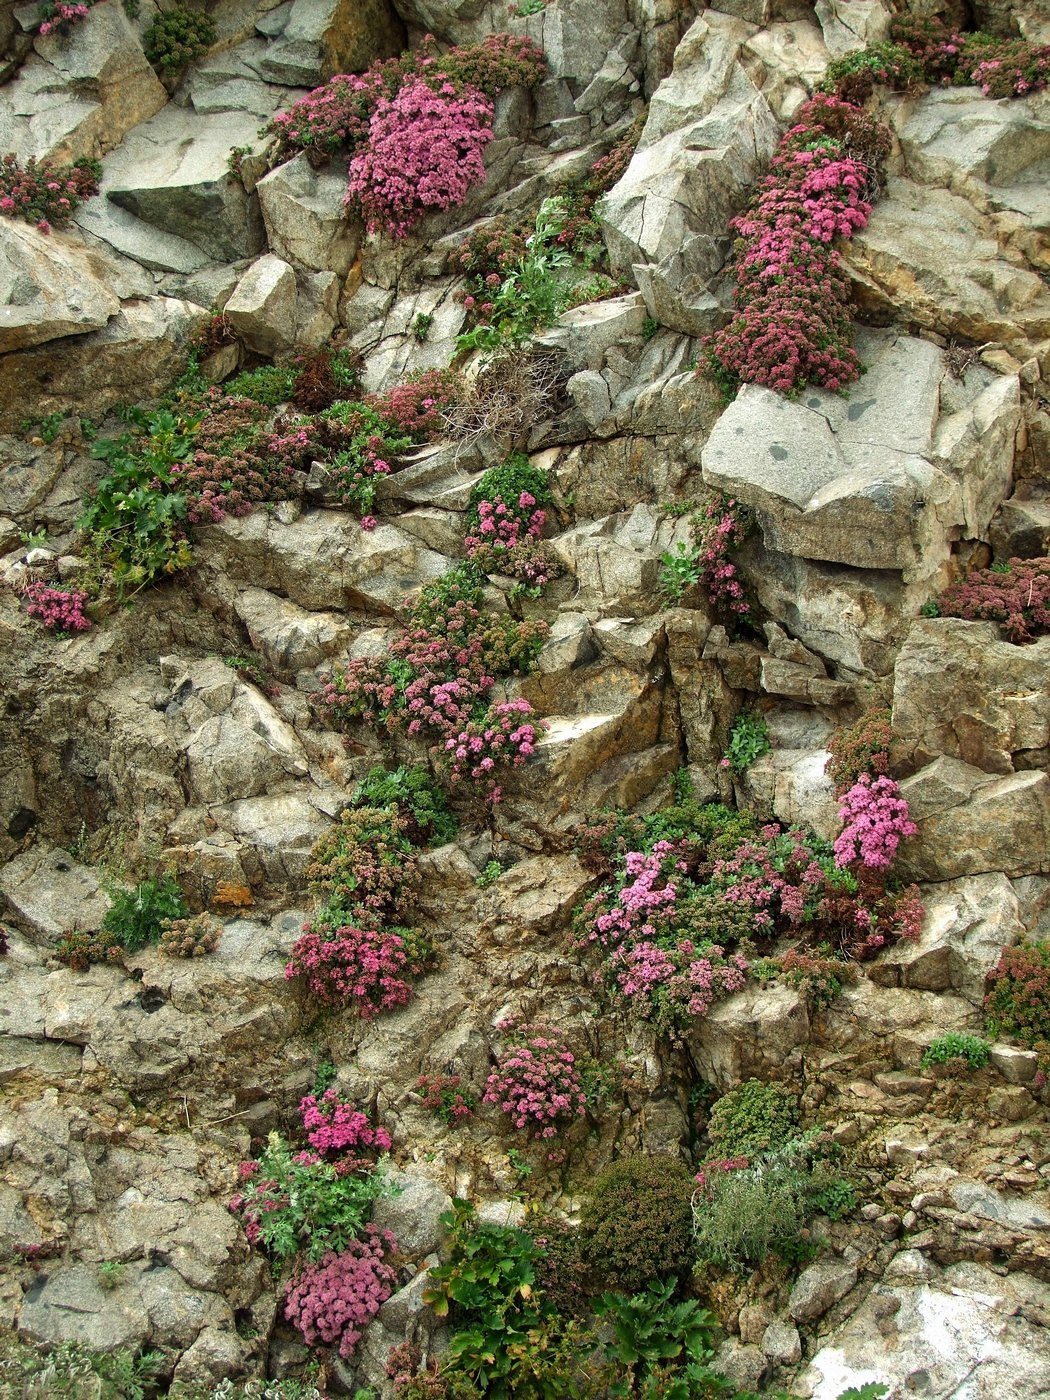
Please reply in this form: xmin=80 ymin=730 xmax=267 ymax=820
xmin=285 ymin=925 xmax=420 ymax=1014
xmin=483 ymin=1023 xmax=587 ymax=1139
xmin=696 ymin=497 xmax=750 ymax=619
xmin=36 ymin=0 xmax=98 ymax=36
xmin=573 ymin=841 xmax=748 ymax=1032
xmin=322 ymin=597 xmax=546 ymax=797
xmin=22 ymin=581 xmax=91 ymax=632
xmin=833 ymin=774 xmax=917 ymax=870
xmin=299 ymin=1089 xmax=393 ymax=1158
xmin=0 ymin=152 xmax=99 ymax=232
xmin=437 ymin=697 xmax=540 ymax=787
xmin=609 ymin=939 xmax=747 ymax=1023
xmin=705 ymin=95 xmax=888 ymax=395
xmin=345 ymin=77 xmax=494 ymax=237
xmin=465 ymin=491 xmax=545 ymax=555
xmin=283 ymin=1225 xmax=397 ymax=1360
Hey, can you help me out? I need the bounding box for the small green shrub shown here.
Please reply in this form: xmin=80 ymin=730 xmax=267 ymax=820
xmin=580 ymin=1154 xmax=696 ymax=1296
xmin=659 ymin=541 xmax=703 ymax=603
xmin=351 ymin=765 xmax=457 ymax=846
xmin=693 ymin=1154 xmax=814 ymax=1274
xmin=922 ymin=1032 xmax=990 ymax=1070
xmin=143 ymin=4 xmax=217 ymax=72
xmin=985 ymin=941 xmax=1050 ymax=1059
xmin=825 ymin=708 xmax=892 ymax=795
xmin=226 ymin=364 xmax=297 ymax=406
xmin=706 ymin=1080 xmax=799 ymax=1159
xmin=101 ymin=873 xmax=189 ymax=953
xmin=723 ymin=711 xmax=770 ymax=774
xmin=412 ymin=312 xmax=433 ymax=342
xmin=97 ymin=1260 xmax=126 ymax=1290
xmin=475 ymin=859 xmax=503 ymax=889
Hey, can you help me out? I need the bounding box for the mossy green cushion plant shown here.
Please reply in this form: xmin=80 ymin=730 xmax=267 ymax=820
xmin=706 ymin=1079 xmax=799 ymax=1159
xmin=579 ymin=1153 xmax=696 ymax=1296
xmin=143 ymin=4 xmax=217 ymax=74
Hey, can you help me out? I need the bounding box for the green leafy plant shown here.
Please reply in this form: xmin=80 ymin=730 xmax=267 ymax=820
xmin=79 ymin=408 xmax=200 ymax=593
xmin=723 ymin=711 xmax=771 ymax=774
xmin=837 ymin=1387 xmax=889 ymax=1400
xmin=231 ymin=1130 xmax=392 ymax=1262
xmin=100 ymin=873 xmax=189 ymax=953
xmin=811 ymin=1177 xmax=858 ymax=1221
xmin=412 ymin=312 xmax=433 ymax=342
xmin=595 ymin=1279 xmax=718 ymax=1386
xmin=97 ymin=1260 xmax=126 ymax=1290
xmin=456 ymin=198 xmax=578 ymax=352
xmin=143 ymin=4 xmax=217 ymax=72
xmin=922 ymin=1032 xmax=991 ymax=1070
xmin=642 ymin=315 xmax=660 ymax=341
xmin=352 ymin=764 xmax=458 ymax=846
xmin=18 ymin=527 xmax=49 ymax=550
xmin=706 ymin=1080 xmax=799 ymax=1159
xmin=659 ymin=541 xmax=703 ymax=603
xmin=476 ymin=859 xmax=503 ymax=889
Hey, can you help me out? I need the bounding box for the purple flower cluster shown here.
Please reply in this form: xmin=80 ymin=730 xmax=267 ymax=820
xmin=283 ymin=1225 xmax=397 ymax=1360
xmin=833 ymin=774 xmax=917 ymax=871
xmin=345 ymin=77 xmax=494 ymax=237
xmin=705 ymin=95 xmax=890 ymax=396
xmin=299 ymin=1089 xmax=393 ymax=1158
xmin=483 ymin=1022 xmax=587 ymax=1139
xmin=22 ymin=581 xmax=92 ymax=632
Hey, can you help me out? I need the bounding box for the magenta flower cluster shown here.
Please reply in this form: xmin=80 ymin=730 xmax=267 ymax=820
xmin=285 ymin=925 xmax=421 ymax=1014
xmin=36 ymin=0 xmax=100 ymax=36
xmin=22 ymin=581 xmax=92 ymax=632
xmin=283 ymin=1225 xmax=397 ymax=1360
xmin=697 ymin=497 xmax=751 ymax=619
xmin=299 ymin=1089 xmax=394 ymax=1158
xmin=705 ymin=95 xmax=888 ymax=396
xmin=437 ymin=698 xmax=539 ymax=788
xmin=574 ymin=841 xmax=748 ymax=1031
xmin=834 ymin=774 xmax=917 ymax=871
xmin=483 ymin=1022 xmax=587 ymax=1139
xmin=322 ymin=594 xmax=546 ymax=798
xmin=345 ymin=77 xmax=494 ymax=237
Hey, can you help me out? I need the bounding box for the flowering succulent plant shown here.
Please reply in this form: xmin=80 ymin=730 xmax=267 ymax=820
xmin=833 ymin=775 xmax=918 ymax=871
xmin=483 ymin=1021 xmax=588 ymax=1139
xmin=22 ymin=581 xmax=92 ymax=633
xmin=345 ymin=77 xmax=495 ymax=237
xmin=283 ymin=1225 xmax=398 ymax=1359
xmin=704 ymin=95 xmax=890 ymax=397
xmin=0 ymin=153 xmax=100 ymax=232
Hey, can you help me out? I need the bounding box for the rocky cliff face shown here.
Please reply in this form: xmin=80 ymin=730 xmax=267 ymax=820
xmin=1 ymin=0 xmax=1049 ymax=1396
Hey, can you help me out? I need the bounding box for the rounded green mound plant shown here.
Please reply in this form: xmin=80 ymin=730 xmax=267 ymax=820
xmin=579 ymin=1153 xmax=696 ymax=1296
xmin=706 ymin=1079 xmax=799 ymax=1160
xmin=143 ymin=4 xmax=217 ymax=73
xmin=921 ymin=1033 xmax=990 ymax=1071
